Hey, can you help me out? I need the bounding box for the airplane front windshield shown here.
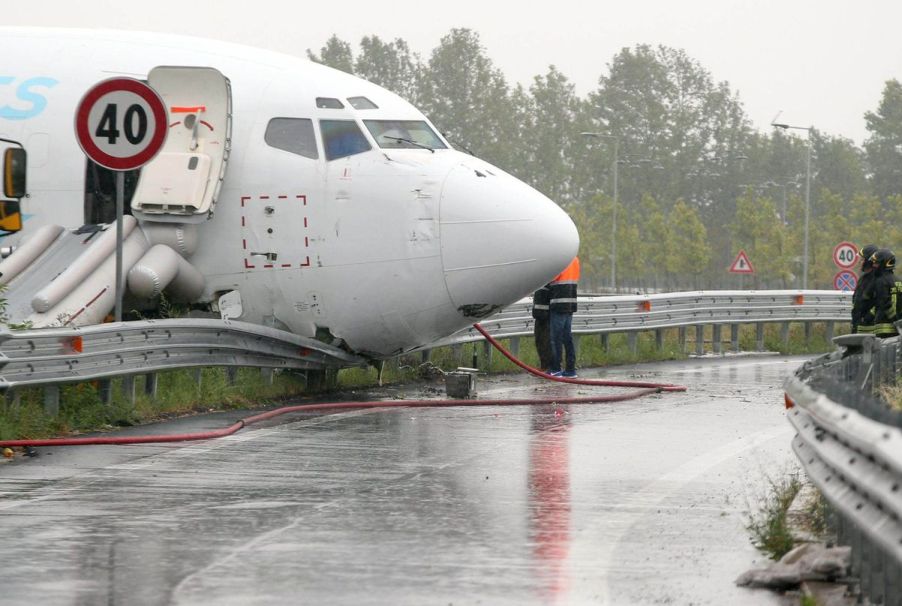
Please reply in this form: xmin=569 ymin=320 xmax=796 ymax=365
xmin=364 ymin=120 xmax=447 ymax=150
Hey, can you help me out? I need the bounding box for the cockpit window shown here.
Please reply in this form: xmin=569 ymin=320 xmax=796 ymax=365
xmin=319 ymin=119 xmax=372 ymax=161
xmin=316 ymin=97 xmax=345 ymax=109
xmin=265 ymin=118 xmax=319 ymax=159
xmin=363 ymin=120 xmax=447 ymax=150
xmin=347 ymin=96 xmax=378 ymax=110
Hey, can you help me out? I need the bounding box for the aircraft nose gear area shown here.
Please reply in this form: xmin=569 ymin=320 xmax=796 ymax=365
xmin=0 ymin=324 xmax=686 ymax=449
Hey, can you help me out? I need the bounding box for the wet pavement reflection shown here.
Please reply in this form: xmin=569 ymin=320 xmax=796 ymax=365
xmin=0 ymin=354 xmax=805 ymax=605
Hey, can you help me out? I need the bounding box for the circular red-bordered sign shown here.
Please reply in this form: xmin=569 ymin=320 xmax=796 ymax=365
xmin=74 ymin=77 xmax=167 ymax=171
xmin=833 ymin=241 xmax=858 ymax=269
xmin=834 ymin=270 xmax=857 ymax=292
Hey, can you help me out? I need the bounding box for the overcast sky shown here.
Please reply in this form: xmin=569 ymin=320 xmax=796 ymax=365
xmin=10 ymin=0 xmax=902 ymax=145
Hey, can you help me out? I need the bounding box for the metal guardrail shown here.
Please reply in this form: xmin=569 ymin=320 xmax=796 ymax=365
xmin=0 ymin=318 xmax=366 ymax=390
xmin=0 ymin=289 xmax=850 ymax=402
xmin=785 ymin=331 xmax=902 ymax=603
xmin=433 ymin=289 xmax=850 ymax=348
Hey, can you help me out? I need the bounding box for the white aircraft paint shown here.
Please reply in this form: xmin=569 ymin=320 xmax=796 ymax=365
xmin=0 ymin=27 xmax=579 ymax=359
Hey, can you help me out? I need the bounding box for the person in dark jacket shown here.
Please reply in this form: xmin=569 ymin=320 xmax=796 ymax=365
xmin=549 ymin=257 xmax=580 ymax=377
xmin=532 ymin=283 xmax=553 ymax=371
xmin=870 ymin=248 xmax=901 ymax=338
xmin=851 ymin=244 xmax=879 ymax=334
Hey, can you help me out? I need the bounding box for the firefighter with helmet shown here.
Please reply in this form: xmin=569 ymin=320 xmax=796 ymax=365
xmin=851 ymin=244 xmax=879 ymax=334
xmin=870 ymin=248 xmax=902 ymax=338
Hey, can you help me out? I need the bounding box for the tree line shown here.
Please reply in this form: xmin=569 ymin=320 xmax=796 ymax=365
xmin=309 ymin=29 xmax=902 ymax=292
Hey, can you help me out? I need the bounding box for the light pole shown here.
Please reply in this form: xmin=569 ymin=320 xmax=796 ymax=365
xmin=772 ymin=121 xmax=813 ymax=288
xmin=581 ymin=132 xmax=619 ymax=290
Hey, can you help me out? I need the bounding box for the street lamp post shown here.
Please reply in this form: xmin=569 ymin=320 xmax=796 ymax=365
xmin=581 ymin=132 xmax=619 ymax=290
xmin=772 ymin=121 xmax=813 ymax=289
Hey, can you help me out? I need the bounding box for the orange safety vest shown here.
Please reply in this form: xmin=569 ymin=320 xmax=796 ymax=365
xmin=552 ymin=257 xmax=580 ymax=285
xmin=550 ymin=257 xmax=579 ymax=313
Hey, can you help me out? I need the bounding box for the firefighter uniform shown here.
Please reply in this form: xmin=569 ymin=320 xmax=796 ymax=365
xmin=851 ymin=244 xmax=879 ymax=334
xmin=871 ymin=249 xmax=901 ymax=338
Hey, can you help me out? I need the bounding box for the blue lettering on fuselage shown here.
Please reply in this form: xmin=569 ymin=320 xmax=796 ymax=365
xmin=0 ymin=77 xmax=58 ymax=120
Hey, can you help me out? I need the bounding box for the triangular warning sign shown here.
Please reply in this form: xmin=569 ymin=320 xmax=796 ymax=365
xmin=729 ymin=250 xmax=755 ymax=274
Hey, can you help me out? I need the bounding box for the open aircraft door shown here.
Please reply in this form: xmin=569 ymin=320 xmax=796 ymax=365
xmin=132 ymin=66 xmax=232 ymax=223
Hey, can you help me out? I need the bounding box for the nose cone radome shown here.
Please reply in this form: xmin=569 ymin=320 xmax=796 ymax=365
xmin=440 ymin=162 xmax=579 ymax=319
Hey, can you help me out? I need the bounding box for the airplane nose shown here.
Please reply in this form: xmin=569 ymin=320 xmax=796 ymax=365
xmin=439 ymin=161 xmax=579 ymax=319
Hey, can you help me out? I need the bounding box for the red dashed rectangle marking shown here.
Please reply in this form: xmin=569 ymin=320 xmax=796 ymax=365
xmin=241 ymin=193 xmax=311 ymax=271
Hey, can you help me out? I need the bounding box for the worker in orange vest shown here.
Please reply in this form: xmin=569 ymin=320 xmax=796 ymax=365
xmin=548 ymin=256 xmax=579 ymax=377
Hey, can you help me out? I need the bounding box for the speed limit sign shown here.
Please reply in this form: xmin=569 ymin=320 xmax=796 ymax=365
xmin=833 ymin=241 xmax=858 ymax=269
xmin=74 ymin=77 xmax=167 ymax=171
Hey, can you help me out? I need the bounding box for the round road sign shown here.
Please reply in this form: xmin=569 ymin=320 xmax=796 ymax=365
xmin=834 ymin=270 xmax=857 ymax=292
xmin=74 ymin=78 xmax=167 ymax=171
xmin=833 ymin=241 xmax=859 ymax=269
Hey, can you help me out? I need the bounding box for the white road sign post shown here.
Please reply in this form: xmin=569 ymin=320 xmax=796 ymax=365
xmin=74 ymin=78 xmax=167 ymax=322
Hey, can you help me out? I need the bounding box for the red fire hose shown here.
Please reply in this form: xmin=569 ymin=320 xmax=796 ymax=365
xmin=0 ymin=323 xmax=686 ymax=449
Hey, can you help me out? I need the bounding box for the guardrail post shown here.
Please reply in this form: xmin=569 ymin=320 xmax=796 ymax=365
xmin=483 ymin=340 xmax=492 ymax=368
xmin=509 ymin=337 xmax=520 ymax=357
xmin=420 ymin=349 xmax=431 ymax=364
xmin=850 ymin=524 xmax=863 ymax=587
xmin=869 ymin=542 xmax=886 ymax=605
xmin=4 ymin=389 xmax=20 ymax=411
xmin=825 ymin=321 xmax=834 ymax=342
xmin=885 ymin=554 xmax=902 ymax=605
xmin=678 ymin=327 xmax=686 ymax=353
xmin=194 ymin=368 xmax=203 ymax=391
xmin=712 ymin=325 xmax=723 ymax=354
xmin=99 ymin=379 xmax=112 ymax=404
xmin=860 ymin=532 xmax=873 ymax=602
xmin=226 ymin=367 xmax=237 ymax=386
xmin=695 ymin=325 xmax=704 ymax=356
xmin=730 ymin=324 xmax=740 ymax=352
xmin=804 ymin=322 xmax=812 ymax=346
xmin=655 ymin=329 xmax=664 ymax=351
xmin=600 ymin=333 xmax=610 ymax=353
xmin=627 ymin=332 xmax=638 ymax=354
xmin=144 ymin=373 xmax=158 ymax=399
xmin=781 ymin=322 xmax=790 ymax=347
xmin=572 ymin=335 xmax=579 ymax=358
xmin=261 ymin=367 xmax=274 ymax=386
xmin=122 ymin=376 xmax=136 ymax=407
xmin=451 ymin=344 xmax=463 ymax=364
xmin=43 ymin=385 xmax=60 ymax=416
xmin=756 ymin=323 xmax=765 ymax=351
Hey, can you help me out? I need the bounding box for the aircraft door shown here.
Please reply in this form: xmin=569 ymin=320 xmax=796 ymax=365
xmin=131 ymin=66 xmax=232 ymax=223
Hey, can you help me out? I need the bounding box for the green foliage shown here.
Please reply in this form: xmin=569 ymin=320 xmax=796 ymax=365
xmin=306 ymin=35 xmax=354 ymax=74
xmin=865 ymin=79 xmax=902 ymax=203
xmin=665 ymin=200 xmax=710 ymax=287
xmin=354 ymin=36 xmax=422 ymax=103
xmin=745 ymin=470 xmax=803 ymax=560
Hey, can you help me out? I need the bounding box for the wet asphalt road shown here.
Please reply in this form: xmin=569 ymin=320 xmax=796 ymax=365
xmin=0 ymin=354 xmax=806 ymax=605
